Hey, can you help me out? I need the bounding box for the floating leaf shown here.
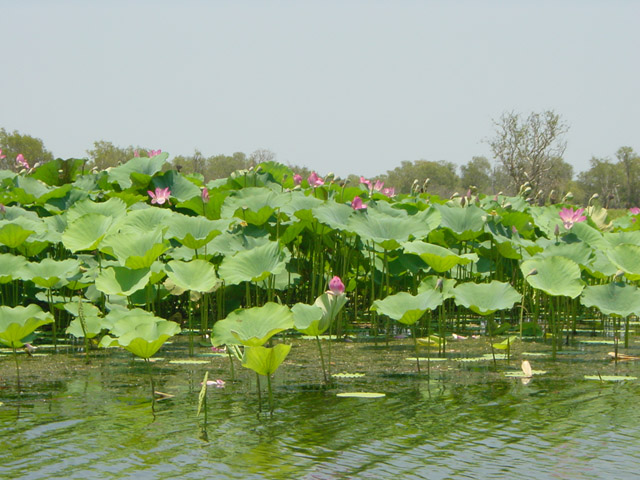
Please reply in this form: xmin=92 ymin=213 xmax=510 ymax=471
xmin=332 ymin=372 xmax=366 ymax=378
xmin=336 ymin=392 xmax=386 ymax=398
xmin=584 ymin=375 xmax=637 ymax=382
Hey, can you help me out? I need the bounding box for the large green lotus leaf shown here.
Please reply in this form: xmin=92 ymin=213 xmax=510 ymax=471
xmin=95 ymin=266 xmax=151 ymax=296
xmin=312 ymin=203 xmax=354 ymax=230
xmin=0 ymin=304 xmax=54 ymax=348
xmin=218 ymin=241 xmax=290 ymax=285
xmin=568 ymin=222 xmax=605 ymax=248
xmin=533 ymin=240 xmax=593 ymax=266
xmin=520 ymin=256 xmax=583 ymax=298
xmin=19 ymin=258 xmax=80 ymax=288
xmin=452 ymin=280 xmax=522 ymax=315
xmin=206 ymin=229 xmax=270 ymax=256
xmin=583 ymin=250 xmax=618 ymax=279
xmin=65 ymin=316 xmax=105 ymax=339
xmin=30 ymin=158 xmax=86 ymax=186
xmin=101 ymin=230 xmax=169 ymax=269
xmin=114 ymin=207 xmax=173 ymax=235
xmin=581 ymin=282 xmax=640 ymax=317
xmin=292 ymin=303 xmax=326 ymax=336
xmin=221 ymin=187 xmax=287 ymax=225
xmin=0 ymin=223 xmax=35 ymax=248
xmin=603 ymin=231 xmax=640 ymax=248
xmin=435 ymin=204 xmax=486 ymax=240
xmin=347 ymin=211 xmax=431 ymax=250
xmin=313 ymin=291 xmax=348 ymax=328
xmin=242 ymin=344 xmax=291 ymax=376
xmin=280 ymin=191 xmax=323 ymax=221
xmin=226 ymin=302 xmax=293 ymax=347
xmin=372 ymin=290 xmax=443 ymax=325
xmin=66 ymin=198 xmax=128 ymax=223
xmin=165 ymin=214 xmax=229 ymax=250
xmin=165 ymin=259 xmax=219 ymax=293
xmin=606 ymin=244 xmax=640 ymax=281
xmin=62 ymin=213 xmax=113 ymax=253
xmin=104 ymin=319 xmax=181 ymax=359
xmin=403 ymin=241 xmax=477 ymax=273
xmin=150 ymin=170 xmax=201 ymax=202
xmin=0 ymin=253 xmax=27 ymax=283
xmin=107 ymin=153 xmax=168 ymax=189
xmin=211 ymin=317 xmax=241 ymax=347
xmin=417 ymin=276 xmax=456 ymax=300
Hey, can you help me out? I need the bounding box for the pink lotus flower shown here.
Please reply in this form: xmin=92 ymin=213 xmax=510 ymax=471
xmin=559 ymin=207 xmax=586 ymax=229
xmin=359 ymin=176 xmax=372 ymax=189
xmin=293 ymin=173 xmax=302 ymax=185
xmin=134 ymin=150 xmax=140 ymax=157
xmin=381 ymin=187 xmax=395 ymax=197
xmin=202 ymin=188 xmax=209 ymax=203
xmin=0 ymin=149 xmax=5 ymax=160
xmin=307 ymin=172 xmax=324 ymax=187
xmin=630 ymin=207 xmax=640 ymax=215
xmin=202 ymin=379 xmax=225 ymax=388
xmin=211 ymin=346 xmax=226 ymax=353
xmin=148 ymin=187 xmax=171 ymax=205
xmin=328 ymin=276 xmax=345 ymax=295
xmin=351 ymin=196 xmax=367 ymax=210
xmin=373 ymin=180 xmax=384 ymax=191
xmin=16 ymin=153 xmax=29 ymax=169
xmin=149 ymin=149 xmax=162 ymax=157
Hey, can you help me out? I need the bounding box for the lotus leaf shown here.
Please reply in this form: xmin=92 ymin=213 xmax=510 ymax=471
xmin=166 ymin=214 xmax=229 ymax=250
xmin=224 ymin=302 xmax=293 ymax=347
xmin=94 ymin=266 xmax=152 ymax=296
xmin=336 ymin=392 xmax=385 ymax=398
xmin=0 ymin=253 xmax=27 ymax=283
xmin=0 ymin=223 xmax=35 ymax=248
xmin=403 ymin=241 xmax=477 ymax=273
xmin=101 ymin=230 xmax=169 ymax=269
xmin=520 ymin=256 xmax=584 ymax=298
xmin=580 ymin=282 xmax=640 ymax=317
xmin=0 ymin=305 xmax=53 ymax=348
xmin=218 ymin=241 xmax=290 ymax=285
xmin=291 ymin=303 xmax=325 ymax=336
xmin=372 ymin=290 xmax=443 ymax=325
xmin=66 ymin=198 xmax=127 ymax=223
xmin=606 ymin=244 xmax=640 ymax=281
xmin=242 ymin=344 xmax=292 ymax=376
xmin=312 ymin=203 xmax=354 ymax=230
xmin=165 ymin=259 xmax=219 ymax=293
xmin=453 ymin=281 xmax=521 ymax=315
xmin=19 ymin=258 xmax=80 ymax=289
xmin=436 ymin=204 xmax=485 ymax=240
xmin=313 ymin=292 xmax=348 ymax=329
xmin=347 ymin=210 xmax=431 ymax=250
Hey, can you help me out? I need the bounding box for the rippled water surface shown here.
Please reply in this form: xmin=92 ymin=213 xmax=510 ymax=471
xmin=2 ymin=337 xmax=640 ymax=479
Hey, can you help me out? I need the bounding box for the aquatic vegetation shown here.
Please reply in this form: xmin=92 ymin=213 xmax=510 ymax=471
xmin=3 ymin=151 xmax=640 ymax=414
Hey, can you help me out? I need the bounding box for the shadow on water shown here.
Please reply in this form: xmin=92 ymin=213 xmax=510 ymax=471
xmin=2 ymin=336 xmax=640 ymax=479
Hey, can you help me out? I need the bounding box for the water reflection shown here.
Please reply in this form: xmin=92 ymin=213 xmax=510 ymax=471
xmin=1 ymin=340 xmax=640 ymax=479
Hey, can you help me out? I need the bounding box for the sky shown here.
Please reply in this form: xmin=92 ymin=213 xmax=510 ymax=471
xmin=1 ymin=1 xmax=639 ymax=178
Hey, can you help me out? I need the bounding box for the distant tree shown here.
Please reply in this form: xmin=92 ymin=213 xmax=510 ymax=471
xmin=86 ymin=140 xmax=138 ymax=171
xmin=381 ymin=160 xmax=459 ymax=197
xmin=248 ymin=149 xmax=276 ymax=167
xmin=576 ymin=157 xmax=623 ymax=208
xmin=538 ymin=157 xmax=574 ymax=204
xmin=460 ymin=156 xmax=492 ymax=194
xmin=488 ymin=110 xmax=569 ymax=195
xmin=0 ymin=128 xmax=54 ymax=171
xmin=616 ymin=146 xmax=640 ymax=207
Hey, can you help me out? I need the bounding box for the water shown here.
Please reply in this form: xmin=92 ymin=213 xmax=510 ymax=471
xmin=2 ymin=338 xmax=640 ymax=479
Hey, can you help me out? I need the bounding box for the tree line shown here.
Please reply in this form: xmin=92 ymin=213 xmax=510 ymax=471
xmin=1 ymin=114 xmax=638 ymax=208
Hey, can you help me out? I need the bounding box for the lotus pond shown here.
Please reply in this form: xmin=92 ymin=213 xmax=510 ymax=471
xmin=3 ymin=155 xmax=640 ymax=477
xmin=2 ymin=334 xmax=640 ymax=479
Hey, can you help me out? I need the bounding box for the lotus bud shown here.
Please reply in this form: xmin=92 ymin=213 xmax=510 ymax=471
xmin=435 ymin=278 xmax=444 ymax=292
xmin=563 ymin=191 xmax=574 ymax=202
xmin=512 ymin=225 xmax=517 ymax=235
xmin=451 ymin=192 xmax=460 ymax=199
xmin=554 ymin=224 xmax=560 ymax=236
xmin=328 ymin=276 xmax=345 ymax=295
xmin=411 ymin=179 xmax=419 ymax=193
xmin=526 ymin=268 xmax=538 ymax=277
xmin=614 ymin=269 xmax=625 ymax=280
xmin=589 ymin=193 xmax=599 ymax=206
xmin=503 ymin=202 xmax=512 ymax=210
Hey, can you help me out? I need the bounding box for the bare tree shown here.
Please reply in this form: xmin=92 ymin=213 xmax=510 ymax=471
xmin=488 ymin=111 xmax=569 ymax=195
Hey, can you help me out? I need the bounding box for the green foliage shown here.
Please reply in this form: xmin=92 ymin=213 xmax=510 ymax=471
xmin=0 ymin=128 xmax=54 ymax=171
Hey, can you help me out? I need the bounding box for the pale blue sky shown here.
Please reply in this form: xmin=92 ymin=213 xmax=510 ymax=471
xmin=1 ymin=1 xmax=638 ymax=177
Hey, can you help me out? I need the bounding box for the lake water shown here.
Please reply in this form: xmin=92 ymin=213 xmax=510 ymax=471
xmin=1 ymin=336 xmax=639 ymax=479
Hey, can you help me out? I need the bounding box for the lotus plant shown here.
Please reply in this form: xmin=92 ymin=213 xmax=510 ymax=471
xmin=559 ymin=207 xmax=586 ymax=229
xmin=148 ymin=187 xmax=171 ymax=205
xmin=307 ymin=172 xmax=324 ymax=187
xmin=351 ymin=196 xmax=367 ymax=211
